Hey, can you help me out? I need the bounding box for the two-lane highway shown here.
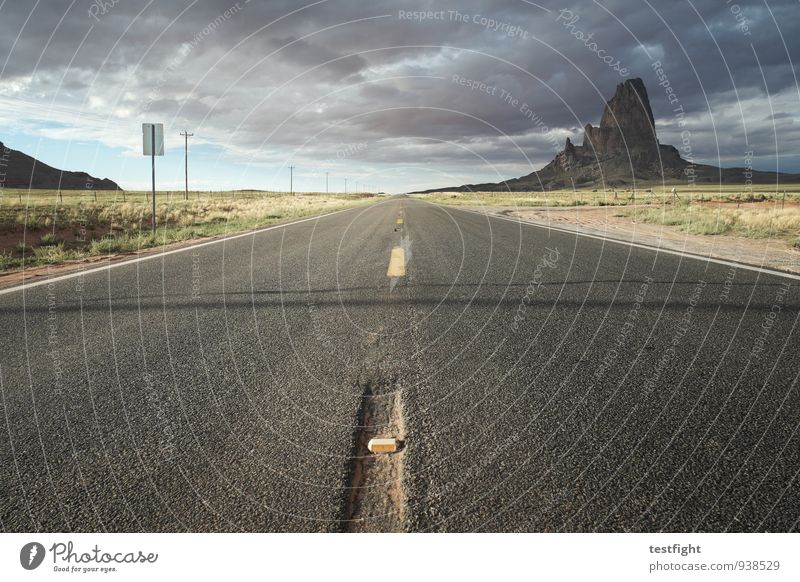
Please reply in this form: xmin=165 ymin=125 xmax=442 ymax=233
xmin=1 ymin=197 xmax=798 ymax=532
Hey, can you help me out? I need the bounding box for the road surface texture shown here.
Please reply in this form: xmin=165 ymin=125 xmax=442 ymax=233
xmin=1 ymin=197 xmax=798 ymax=532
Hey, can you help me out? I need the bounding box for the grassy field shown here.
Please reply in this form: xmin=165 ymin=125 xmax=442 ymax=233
xmin=417 ymin=185 xmax=800 ymax=208
xmin=624 ymin=204 xmax=800 ymax=243
xmin=417 ymin=186 xmax=800 ymax=246
xmin=0 ymin=189 xmax=377 ymax=272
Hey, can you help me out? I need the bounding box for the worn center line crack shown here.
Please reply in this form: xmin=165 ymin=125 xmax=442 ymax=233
xmin=340 ymin=334 xmax=408 ymax=532
xmin=342 ymin=379 xmax=406 ymax=532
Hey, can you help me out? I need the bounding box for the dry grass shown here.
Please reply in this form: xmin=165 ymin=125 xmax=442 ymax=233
xmin=0 ymin=190 xmax=377 ymax=272
xmin=417 ymin=187 xmax=800 ymax=248
xmin=630 ymin=204 xmax=800 ymax=240
xmin=417 ymin=187 xmax=800 ymax=208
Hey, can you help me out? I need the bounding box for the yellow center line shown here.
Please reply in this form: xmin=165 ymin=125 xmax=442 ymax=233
xmin=396 ymin=218 xmax=404 ymax=224
xmin=386 ymin=246 xmax=406 ymax=277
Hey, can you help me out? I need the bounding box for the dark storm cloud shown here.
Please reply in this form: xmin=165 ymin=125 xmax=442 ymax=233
xmin=0 ymin=0 xmax=798 ymax=186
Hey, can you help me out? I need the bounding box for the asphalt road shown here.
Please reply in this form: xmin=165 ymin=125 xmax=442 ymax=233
xmin=1 ymin=197 xmax=798 ymax=532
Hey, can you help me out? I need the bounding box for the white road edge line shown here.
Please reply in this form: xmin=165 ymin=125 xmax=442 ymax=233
xmin=436 ymin=203 xmax=800 ymax=282
xmin=0 ymin=205 xmax=364 ymax=296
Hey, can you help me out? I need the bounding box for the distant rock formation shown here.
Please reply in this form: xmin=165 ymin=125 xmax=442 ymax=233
xmin=418 ymin=78 xmax=800 ymax=192
xmin=0 ymin=140 xmax=120 ymax=190
xmin=583 ymin=78 xmax=658 ymax=156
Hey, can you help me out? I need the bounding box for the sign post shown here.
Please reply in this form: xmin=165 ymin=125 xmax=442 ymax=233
xmin=180 ymin=130 xmax=193 ymax=201
xmin=142 ymin=123 xmax=164 ymax=234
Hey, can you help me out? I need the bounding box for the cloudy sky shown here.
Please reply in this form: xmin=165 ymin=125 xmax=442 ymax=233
xmin=0 ymin=0 xmax=798 ymax=192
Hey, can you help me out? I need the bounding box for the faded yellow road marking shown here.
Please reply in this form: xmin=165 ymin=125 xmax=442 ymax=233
xmin=396 ymin=218 xmax=404 ymax=224
xmin=386 ymin=246 xmax=406 ymax=277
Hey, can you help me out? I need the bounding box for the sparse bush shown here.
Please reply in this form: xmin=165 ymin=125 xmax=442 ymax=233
xmin=0 ymin=252 xmax=14 ymax=271
xmin=39 ymin=233 xmax=63 ymax=246
xmin=172 ymin=227 xmax=202 ymax=241
xmin=15 ymin=242 xmax=32 ymax=254
xmin=89 ymin=237 xmax=124 ymax=254
xmin=33 ymin=243 xmax=67 ymax=263
xmin=21 ymin=215 xmax=43 ymax=230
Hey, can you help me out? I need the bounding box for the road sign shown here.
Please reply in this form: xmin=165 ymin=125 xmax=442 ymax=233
xmin=142 ymin=123 xmax=164 ymax=156
xmin=143 ymin=123 xmax=164 ymax=234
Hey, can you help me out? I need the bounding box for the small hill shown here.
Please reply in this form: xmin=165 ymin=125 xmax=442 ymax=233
xmin=0 ymin=141 xmax=120 ymax=190
xmin=418 ymin=78 xmax=800 ymax=192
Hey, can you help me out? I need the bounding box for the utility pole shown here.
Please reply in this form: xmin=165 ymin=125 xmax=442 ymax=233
xmin=289 ymin=165 xmax=295 ymax=195
xmin=180 ymin=131 xmax=193 ymax=200
xmin=326 ymin=172 xmax=329 ymax=194
xmin=344 ymin=178 xmax=347 ymax=194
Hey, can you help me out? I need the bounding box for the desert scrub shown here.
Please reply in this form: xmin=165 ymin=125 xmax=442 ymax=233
xmin=0 ymin=252 xmax=14 ymax=270
xmin=631 ymin=205 xmax=800 ymax=239
xmin=39 ymin=233 xmax=64 ymax=246
xmin=420 ymin=191 xmax=643 ymax=207
xmin=32 ymin=243 xmax=75 ymax=264
xmin=0 ymin=193 xmax=376 ymax=272
xmin=89 ymin=237 xmax=126 ymax=254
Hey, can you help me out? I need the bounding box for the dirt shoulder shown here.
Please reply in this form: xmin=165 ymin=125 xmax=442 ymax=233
xmin=462 ymin=204 xmax=800 ymax=274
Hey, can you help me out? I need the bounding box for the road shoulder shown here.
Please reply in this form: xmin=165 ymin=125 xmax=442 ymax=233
xmin=448 ymin=203 xmax=800 ymax=275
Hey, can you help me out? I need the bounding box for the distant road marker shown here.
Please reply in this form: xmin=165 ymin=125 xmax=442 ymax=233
xmin=387 ymin=247 xmax=406 ymax=277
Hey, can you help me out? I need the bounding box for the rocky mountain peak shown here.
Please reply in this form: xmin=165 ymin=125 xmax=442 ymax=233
xmin=418 ymin=76 xmax=800 ymax=193
xmin=582 ymin=78 xmax=659 ymax=156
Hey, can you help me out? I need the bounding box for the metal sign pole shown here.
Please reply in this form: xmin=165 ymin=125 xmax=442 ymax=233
xmin=151 ymin=124 xmax=156 ymax=235
xmin=142 ymin=123 xmax=164 ymax=234
xmin=180 ymin=131 xmax=193 ymax=201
